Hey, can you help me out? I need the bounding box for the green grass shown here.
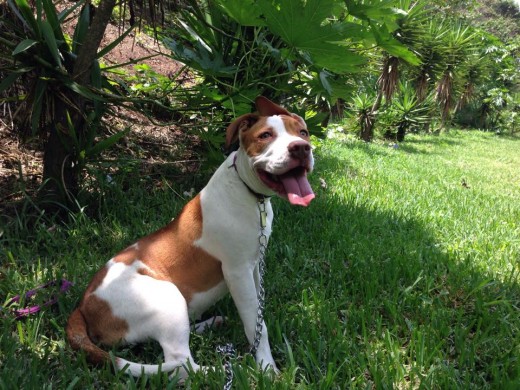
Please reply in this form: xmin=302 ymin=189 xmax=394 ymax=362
xmin=1 ymin=130 xmax=519 ymax=389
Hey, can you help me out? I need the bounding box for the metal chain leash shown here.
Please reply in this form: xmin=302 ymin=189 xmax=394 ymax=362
xmin=217 ymin=198 xmax=269 ymax=390
xmin=250 ymin=198 xmax=268 ymax=357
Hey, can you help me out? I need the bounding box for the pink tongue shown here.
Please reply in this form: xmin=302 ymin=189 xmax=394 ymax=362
xmin=279 ymin=168 xmax=315 ymax=207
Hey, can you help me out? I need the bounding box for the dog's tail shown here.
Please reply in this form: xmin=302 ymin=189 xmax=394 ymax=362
xmin=66 ymin=308 xmax=190 ymax=377
xmin=115 ymin=358 xmax=192 ymax=377
xmin=66 ymin=308 xmax=111 ymax=364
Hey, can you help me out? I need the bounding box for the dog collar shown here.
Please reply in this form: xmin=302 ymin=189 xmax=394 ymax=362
xmin=229 ymin=153 xmax=271 ymax=201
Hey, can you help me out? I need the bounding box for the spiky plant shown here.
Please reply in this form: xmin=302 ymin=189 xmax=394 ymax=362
xmin=358 ymin=0 xmax=425 ymax=141
xmin=381 ymin=81 xmax=433 ymax=141
xmin=434 ymin=23 xmax=479 ymax=125
xmin=350 ymin=93 xmax=377 ymax=140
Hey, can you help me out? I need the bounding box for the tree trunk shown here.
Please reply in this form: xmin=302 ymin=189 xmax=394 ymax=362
xmin=396 ymin=124 xmax=406 ymax=142
xmin=73 ymin=0 xmax=117 ymax=84
xmin=40 ymin=0 xmax=116 ymax=211
xmin=360 ymin=90 xmax=382 ymax=142
xmin=360 ymin=56 xmax=398 ymax=142
xmin=40 ymin=114 xmax=79 ymax=209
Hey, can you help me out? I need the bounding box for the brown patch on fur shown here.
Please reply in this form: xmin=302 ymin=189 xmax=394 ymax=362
xmin=81 ymin=295 xmax=129 ymax=345
xmin=67 ymin=308 xmax=111 ymax=364
xmin=225 ymin=113 xmax=259 ymax=149
xmin=66 ymin=308 xmax=110 ymax=364
xmin=281 ymin=115 xmax=309 ymax=139
xmin=112 ymin=193 xmax=224 ymax=302
xmin=240 ymin=117 xmax=273 ymax=157
xmin=67 ymin=266 xmax=126 ymax=361
xmin=255 ymin=96 xmax=291 ymax=116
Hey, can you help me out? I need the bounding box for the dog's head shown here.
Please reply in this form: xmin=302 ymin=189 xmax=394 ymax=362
xmin=226 ymin=97 xmax=315 ymax=207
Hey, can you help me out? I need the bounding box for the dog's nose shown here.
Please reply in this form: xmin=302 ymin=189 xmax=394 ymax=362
xmin=288 ymin=141 xmax=311 ymax=160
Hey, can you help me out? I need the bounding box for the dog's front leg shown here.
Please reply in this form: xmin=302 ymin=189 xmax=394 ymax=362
xmin=223 ymin=266 xmax=277 ymax=372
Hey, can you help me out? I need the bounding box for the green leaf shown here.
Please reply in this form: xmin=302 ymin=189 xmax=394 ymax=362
xmin=42 ymin=0 xmax=65 ymax=43
xmin=65 ymin=110 xmax=80 ymax=149
xmin=41 ymin=20 xmax=62 ymax=67
xmin=63 ymin=80 xmax=107 ymax=102
xmin=30 ymin=78 xmax=47 ymax=135
xmin=372 ymin=24 xmax=421 ymax=66
xmin=259 ymin=0 xmax=337 ymax=47
xmin=90 ymin=59 xmax=102 ymax=88
xmin=90 ymin=60 xmax=105 ymax=116
xmin=12 ymin=39 xmax=38 ymax=56
xmin=72 ymin=3 xmax=90 ymax=53
xmin=165 ymin=39 xmax=236 ymax=76
xmin=346 ymin=0 xmax=404 ymax=21
xmin=259 ymin=0 xmax=367 ymax=73
xmin=86 ymin=127 xmax=130 ymax=158
xmin=218 ymin=0 xmax=265 ymax=26
xmin=319 ymin=71 xmax=333 ymax=95
xmin=12 ymin=0 xmax=40 ymax=39
xmin=0 ymin=72 xmax=22 ymax=94
xmin=57 ymin=0 xmax=85 ymax=23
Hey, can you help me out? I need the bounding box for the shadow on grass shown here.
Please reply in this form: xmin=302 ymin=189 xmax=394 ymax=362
xmin=267 ymin=156 xmax=519 ymax=387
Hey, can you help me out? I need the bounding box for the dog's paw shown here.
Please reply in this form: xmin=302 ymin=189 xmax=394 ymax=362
xmin=193 ymin=316 xmax=226 ymax=334
xmin=212 ymin=315 xmax=225 ymax=327
xmin=259 ymin=359 xmax=280 ymax=377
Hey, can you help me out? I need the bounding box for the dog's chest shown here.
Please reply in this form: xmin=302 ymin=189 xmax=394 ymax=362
xmin=194 ymin=162 xmax=274 ymax=268
xmin=185 ymin=170 xmax=273 ymax=317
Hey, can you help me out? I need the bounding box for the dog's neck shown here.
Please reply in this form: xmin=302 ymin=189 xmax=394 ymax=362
xmin=233 ymin=150 xmax=274 ymax=199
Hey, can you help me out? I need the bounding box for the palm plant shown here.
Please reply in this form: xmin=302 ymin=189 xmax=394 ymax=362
xmin=165 ymin=0 xmax=429 ymax=138
xmin=384 ymin=82 xmax=433 ymax=141
xmin=350 ymin=92 xmax=377 ymax=140
xmin=434 ymin=22 xmax=479 ymax=125
xmin=357 ymin=0 xmax=425 ymax=141
xmin=0 ymin=0 xmax=182 ymax=211
xmin=0 ymin=0 xmax=130 ymax=209
xmin=411 ymin=19 xmax=448 ymax=102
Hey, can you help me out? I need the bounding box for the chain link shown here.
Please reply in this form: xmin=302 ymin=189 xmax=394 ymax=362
xmin=216 ymin=343 xmax=235 ymax=390
xmin=218 ymin=198 xmax=269 ymax=390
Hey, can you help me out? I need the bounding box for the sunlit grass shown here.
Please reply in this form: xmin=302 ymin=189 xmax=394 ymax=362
xmin=1 ymin=130 xmax=519 ymax=388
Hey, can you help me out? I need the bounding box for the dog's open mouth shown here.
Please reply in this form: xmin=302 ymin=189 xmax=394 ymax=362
xmin=258 ymin=167 xmax=315 ymax=207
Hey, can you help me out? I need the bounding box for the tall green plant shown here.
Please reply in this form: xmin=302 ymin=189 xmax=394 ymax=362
xmin=383 ymin=82 xmax=433 ymax=141
xmin=352 ymin=0 xmax=425 ymax=141
xmin=0 ymin=0 xmax=130 ymax=209
xmin=434 ymin=22 xmax=479 ymax=125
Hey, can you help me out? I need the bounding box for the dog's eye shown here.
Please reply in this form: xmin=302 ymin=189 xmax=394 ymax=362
xmin=300 ymin=129 xmax=309 ymax=137
xmin=259 ymin=132 xmax=272 ymax=139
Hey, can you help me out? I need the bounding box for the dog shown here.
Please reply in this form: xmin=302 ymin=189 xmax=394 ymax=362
xmin=66 ymin=97 xmax=315 ymax=379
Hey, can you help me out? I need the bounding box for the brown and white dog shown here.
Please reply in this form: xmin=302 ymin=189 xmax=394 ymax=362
xmin=66 ymin=97 xmax=315 ymax=378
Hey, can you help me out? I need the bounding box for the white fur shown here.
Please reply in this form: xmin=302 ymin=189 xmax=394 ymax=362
xmin=188 ymin=280 xmax=228 ymax=319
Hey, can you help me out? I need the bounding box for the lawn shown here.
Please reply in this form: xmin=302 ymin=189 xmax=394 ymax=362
xmin=1 ymin=130 xmax=519 ymax=389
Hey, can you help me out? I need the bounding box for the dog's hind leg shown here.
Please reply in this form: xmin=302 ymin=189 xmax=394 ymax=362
xmin=96 ymin=264 xmax=201 ymax=377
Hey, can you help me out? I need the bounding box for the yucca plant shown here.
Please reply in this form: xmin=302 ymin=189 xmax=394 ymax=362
xmin=382 ymin=82 xmax=433 ymax=141
xmin=355 ymin=0 xmax=425 ymax=141
xmin=0 ymin=0 xmax=131 ymax=209
xmin=434 ymin=22 xmax=479 ymax=125
xmin=350 ymin=92 xmax=377 ymax=140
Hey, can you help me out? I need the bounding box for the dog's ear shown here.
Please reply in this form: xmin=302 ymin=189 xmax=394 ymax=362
xmin=225 ymin=113 xmax=259 ymax=153
xmin=290 ymin=113 xmax=307 ymax=128
xmin=255 ymin=96 xmax=291 ymax=116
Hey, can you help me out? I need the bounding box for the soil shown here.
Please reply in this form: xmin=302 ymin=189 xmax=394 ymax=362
xmin=0 ymin=6 xmax=198 ymax=215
